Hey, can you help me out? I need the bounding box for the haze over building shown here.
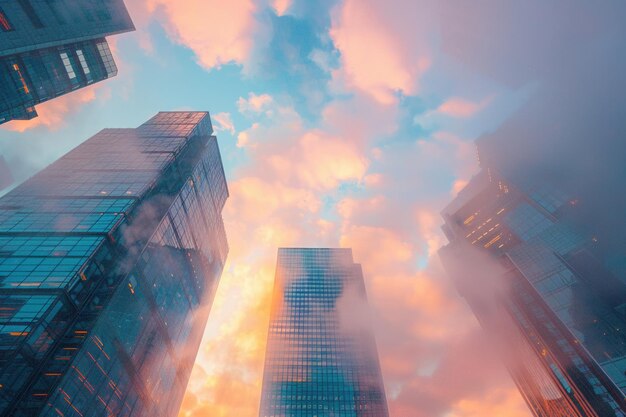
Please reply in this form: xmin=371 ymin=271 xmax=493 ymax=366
xmin=259 ymin=247 xmax=389 ymax=417
xmin=0 ymin=111 xmax=229 ymax=417
xmin=0 ymin=0 xmax=134 ymax=124
xmin=0 ymin=156 xmax=12 ymax=191
xmin=439 ymin=137 xmax=626 ymax=417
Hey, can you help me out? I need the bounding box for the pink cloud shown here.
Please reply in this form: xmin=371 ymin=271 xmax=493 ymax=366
xmin=211 ymin=112 xmax=235 ymax=134
xmin=257 ymin=129 xmax=367 ymax=190
xmin=330 ymin=0 xmax=433 ymax=104
xmin=1 ymin=87 xmax=99 ymax=132
xmin=447 ymin=387 xmax=530 ymax=417
xmin=363 ymin=173 xmax=385 ymax=187
xmin=235 ymin=95 xmax=372 ymax=191
xmin=178 ymin=74 xmax=524 ymax=417
xmin=451 ymin=179 xmax=469 ymax=195
xmin=438 ymin=96 xmax=494 ymax=118
xmin=334 ymin=206 xmax=522 ymax=416
xmin=237 ymin=92 xmax=274 ymax=115
xmin=338 ymin=195 xmax=386 ymax=221
xmin=270 ymin=0 xmax=292 ymax=16
xmin=147 ymin=0 xmax=260 ymax=70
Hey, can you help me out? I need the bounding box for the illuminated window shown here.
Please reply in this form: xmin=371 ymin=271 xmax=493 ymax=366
xmin=59 ymin=52 xmax=76 ymax=79
xmin=76 ymin=49 xmax=90 ymax=75
xmin=12 ymin=63 xmax=30 ymax=95
xmin=0 ymin=7 xmax=13 ymax=31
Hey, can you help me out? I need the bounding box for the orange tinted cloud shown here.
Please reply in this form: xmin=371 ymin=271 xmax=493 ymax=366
xmin=438 ymin=96 xmax=494 ymax=118
xmin=178 ymin=262 xmax=275 ymax=417
xmin=147 ymin=0 xmax=259 ymax=69
xmin=270 ymin=0 xmax=292 ymax=16
xmin=236 ymin=98 xmax=370 ymax=191
xmin=2 ymin=87 xmax=98 ymax=132
xmin=237 ymin=93 xmax=274 ymax=115
xmin=178 ymin=77 xmax=525 ymax=417
xmin=330 ymin=0 xmax=432 ymax=104
xmin=212 ymin=112 xmax=235 ymax=134
xmin=448 ymin=387 xmax=530 ymax=417
xmin=295 ymin=131 xmax=368 ymax=189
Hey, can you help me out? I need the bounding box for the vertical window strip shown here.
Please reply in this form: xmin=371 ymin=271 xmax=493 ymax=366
xmin=60 ymin=53 xmax=76 ymax=80
xmin=12 ymin=63 xmax=30 ymax=95
xmin=76 ymin=50 xmax=90 ymax=75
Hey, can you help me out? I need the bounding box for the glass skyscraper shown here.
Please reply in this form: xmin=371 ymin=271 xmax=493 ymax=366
xmin=0 ymin=112 xmax=229 ymax=417
xmin=0 ymin=0 xmax=134 ymax=124
xmin=259 ymin=248 xmax=389 ymax=417
xmin=439 ymin=139 xmax=626 ymax=416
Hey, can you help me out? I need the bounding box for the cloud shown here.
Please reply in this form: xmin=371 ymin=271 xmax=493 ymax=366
xmin=146 ymin=0 xmax=261 ymax=70
xmin=294 ymin=131 xmax=368 ymax=189
xmin=330 ymin=0 xmax=433 ymax=104
xmin=211 ymin=112 xmax=235 ymax=134
xmin=0 ymin=1 xmax=579 ymax=415
xmin=336 ymin=202 xmax=520 ymax=417
xmin=270 ymin=0 xmax=292 ymax=16
xmin=235 ymin=94 xmax=372 ymax=190
xmin=237 ymin=93 xmax=275 ymax=115
xmin=1 ymin=87 xmax=99 ymax=132
xmin=437 ymin=95 xmax=494 ymax=118
xmin=5 ymin=2 xmax=618 ymax=417
xmin=447 ymin=387 xmax=530 ymax=417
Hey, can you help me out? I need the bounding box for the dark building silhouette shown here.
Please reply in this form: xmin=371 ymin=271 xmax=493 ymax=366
xmin=259 ymin=248 xmax=389 ymax=417
xmin=0 ymin=0 xmax=134 ymax=124
xmin=0 ymin=112 xmax=229 ymax=417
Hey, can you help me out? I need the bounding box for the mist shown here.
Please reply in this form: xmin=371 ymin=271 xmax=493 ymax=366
xmin=442 ymin=0 xmax=626 ymax=238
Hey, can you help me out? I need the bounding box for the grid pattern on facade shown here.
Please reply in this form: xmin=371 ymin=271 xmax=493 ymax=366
xmin=440 ymin=167 xmax=626 ymax=417
xmin=0 ymin=1 xmax=134 ymax=124
xmin=260 ymin=248 xmax=389 ymax=417
xmin=0 ymin=112 xmax=229 ymax=417
xmin=0 ymin=1 xmax=134 ymax=56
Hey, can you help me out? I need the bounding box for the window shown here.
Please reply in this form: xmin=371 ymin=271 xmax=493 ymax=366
xmin=76 ymin=50 xmax=90 ymax=75
xmin=0 ymin=7 xmax=13 ymax=31
xmin=17 ymin=0 xmax=43 ymax=28
xmin=96 ymin=42 xmax=117 ymax=77
xmin=12 ymin=63 xmax=30 ymax=95
xmin=59 ymin=52 xmax=76 ymax=80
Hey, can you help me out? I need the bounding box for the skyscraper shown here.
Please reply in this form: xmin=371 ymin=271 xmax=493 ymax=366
xmin=0 ymin=111 xmax=229 ymax=417
xmin=439 ymin=140 xmax=626 ymax=416
xmin=0 ymin=0 xmax=134 ymax=124
xmin=259 ymin=248 xmax=389 ymax=417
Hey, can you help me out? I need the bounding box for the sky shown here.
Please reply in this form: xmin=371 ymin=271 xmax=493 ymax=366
xmin=1 ymin=1 xmax=623 ymax=416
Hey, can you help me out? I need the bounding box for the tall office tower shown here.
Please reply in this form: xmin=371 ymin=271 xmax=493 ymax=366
xmin=439 ymin=139 xmax=626 ymax=416
xmin=259 ymin=248 xmax=389 ymax=417
xmin=0 ymin=0 xmax=134 ymax=124
xmin=0 ymin=112 xmax=229 ymax=417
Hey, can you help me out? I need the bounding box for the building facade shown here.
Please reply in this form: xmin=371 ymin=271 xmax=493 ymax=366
xmin=0 ymin=112 xmax=229 ymax=417
xmin=439 ymin=142 xmax=626 ymax=416
xmin=259 ymin=248 xmax=389 ymax=417
xmin=0 ymin=0 xmax=134 ymax=124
